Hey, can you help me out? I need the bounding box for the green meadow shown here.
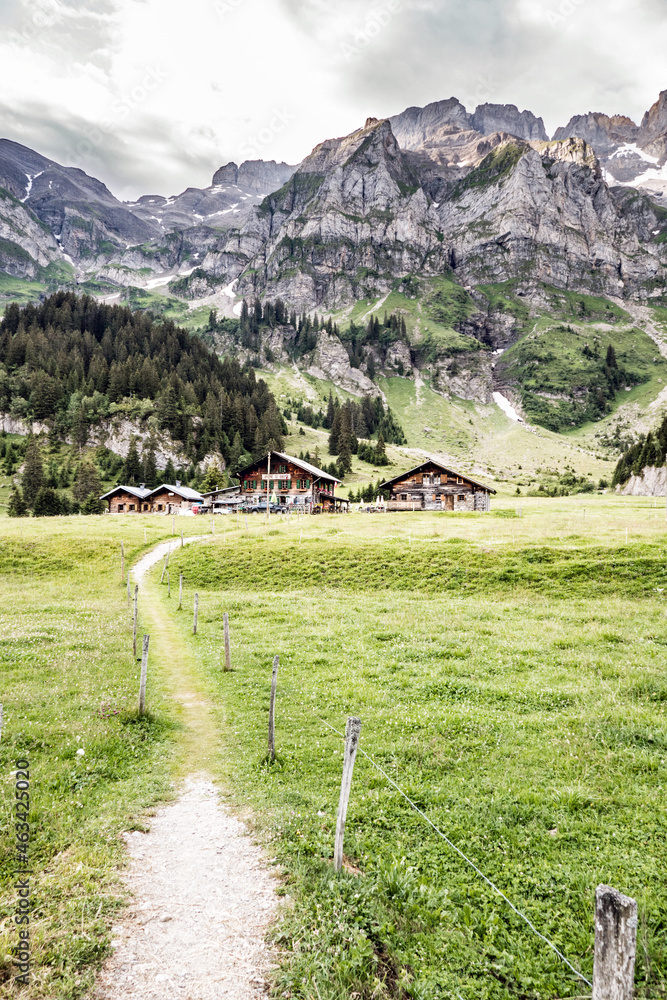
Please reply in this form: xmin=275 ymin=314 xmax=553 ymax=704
xmin=1 ymin=500 xmax=666 ymax=999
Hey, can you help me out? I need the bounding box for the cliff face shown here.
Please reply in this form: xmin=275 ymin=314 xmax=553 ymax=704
xmin=193 ymin=123 xmax=666 ymax=309
xmin=1 ymin=89 xmax=667 ymax=306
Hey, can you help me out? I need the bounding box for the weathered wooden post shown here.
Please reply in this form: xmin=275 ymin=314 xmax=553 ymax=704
xmin=160 ymin=551 xmax=169 ymax=583
xmin=593 ymin=885 xmax=637 ymax=1000
xmin=126 ymin=573 xmax=131 ymax=607
xmin=167 ymin=570 xmax=171 ymax=597
xmin=223 ymin=612 xmax=231 ymax=671
xmin=268 ymin=655 xmax=279 ymax=761
xmin=120 ymin=541 xmax=124 ymax=582
xmin=133 ymin=585 xmax=138 ymax=658
xmin=138 ymin=634 xmax=150 ymax=715
xmin=179 ymin=573 xmax=183 ymax=610
xmin=334 ymin=716 xmax=362 ymax=872
xmin=193 ymin=593 xmax=199 ymax=634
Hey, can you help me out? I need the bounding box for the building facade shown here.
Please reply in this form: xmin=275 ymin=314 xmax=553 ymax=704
xmin=237 ymin=452 xmax=341 ymax=509
xmin=380 ymin=460 xmax=495 ymax=511
xmin=145 ymin=484 xmax=203 ymax=513
xmin=100 ymin=485 xmax=151 ymax=513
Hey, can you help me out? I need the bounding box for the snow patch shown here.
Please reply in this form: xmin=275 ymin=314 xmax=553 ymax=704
xmin=222 ymin=278 xmax=238 ymax=298
xmin=493 ymin=391 xmax=522 ymax=422
xmin=20 ymin=171 xmax=43 ymax=202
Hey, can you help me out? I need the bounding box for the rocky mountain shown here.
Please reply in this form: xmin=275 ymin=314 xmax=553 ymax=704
xmin=1 ymin=91 xmax=666 ymax=311
xmin=553 ymin=90 xmax=667 ymax=195
xmin=126 ymin=159 xmax=295 ymax=236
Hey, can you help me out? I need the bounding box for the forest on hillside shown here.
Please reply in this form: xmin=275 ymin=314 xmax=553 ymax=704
xmin=0 ymin=292 xmax=286 ymax=470
xmin=612 ymin=413 xmax=667 ymax=486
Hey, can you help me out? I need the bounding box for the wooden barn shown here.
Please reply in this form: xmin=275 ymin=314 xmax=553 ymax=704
xmin=100 ymin=485 xmax=152 ymax=514
xmin=237 ymin=452 xmax=343 ymax=510
xmin=145 ymin=483 xmax=204 ymax=513
xmin=380 ymin=459 xmax=495 ymax=512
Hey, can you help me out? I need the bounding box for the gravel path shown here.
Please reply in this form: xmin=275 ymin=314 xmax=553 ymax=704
xmin=93 ymin=779 xmax=278 ymax=999
xmin=92 ymin=538 xmax=280 ymax=999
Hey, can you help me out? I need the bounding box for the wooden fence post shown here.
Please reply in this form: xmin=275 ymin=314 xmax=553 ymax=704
xmin=132 ymin=585 xmax=138 ymax=659
xmin=193 ymin=593 xmax=199 ymax=634
xmin=268 ymin=655 xmax=279 ymax=761
xmin=120 ymin=542 xmax=124 ymax=582
xmin=160 ymin=551 xmax=169 ymax=583
xmin=593 ymin=885 xmax=637 ymax=1000
xmin=334 ymin=716 xmax=362 ymax=872
xmin=126 ymin=573 xmax=131 ymax=607
xmin=167 ymin=570 xmax=170 ymax=597
xmin=223 ymin=612 xmax=231 ymax=671
xmin=138 ymin=634 xmax=150 ymax=715
xmin=179 ymin=573 xmax=183 ymax=610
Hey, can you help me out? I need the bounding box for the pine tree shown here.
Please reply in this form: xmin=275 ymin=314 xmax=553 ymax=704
xmin=81 ymin=494 xmax=105 ymax=515
xmin=325 ymin=391 xmax=336 ymax=430
xmin=33 ymin=487 xmax=62 ymax=516
xmin=163 ymin=457 xmax=176 ymax=483
xmin=7 ymin=486 xmax=28 ymax=517
xmin=72 ymin=461 xmax=103 ymax=502
xmin=22 ymin=437 xmax=44 ymax=508
xmin=142 ymin=445 xmax=157 ymax=487
xmin=123 ymin=438 xmax=142 ymax=485
xmin=606 ymin=344 xmax=618 ymax=369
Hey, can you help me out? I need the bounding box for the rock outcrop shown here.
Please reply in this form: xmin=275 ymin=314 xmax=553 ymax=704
xmin=617 ymin=464 xmax=667 ymax=496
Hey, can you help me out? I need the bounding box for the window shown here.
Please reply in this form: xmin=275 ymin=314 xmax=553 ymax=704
xmin=433 ymin=475 xmax=441 ymax=485
xmin=158 ymin=504 xmax=163 ymax=511
xmin=118 ymin=504 xmax=125 ymax=511
xmin=458 ymin=494 xmax=465 ymax=502
xmin=129 ymin=504 xmax=135 ymax=511
xmin=401 ymin=493 xmax=408 ymax=500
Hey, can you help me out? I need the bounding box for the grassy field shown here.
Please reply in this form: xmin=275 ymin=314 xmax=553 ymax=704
xmin=163 ymin=498 xmax=666 ymax=999
xmin=0 ymin=517 xmax=210 ymax=998
xmin=1 ymin=500 xmax=666 ymax=999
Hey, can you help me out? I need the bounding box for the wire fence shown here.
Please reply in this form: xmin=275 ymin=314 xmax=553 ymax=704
xmin=315 ymin=713 xmax=593 ymax=990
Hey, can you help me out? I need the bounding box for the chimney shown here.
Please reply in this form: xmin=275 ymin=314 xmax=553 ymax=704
xmin=175 ymin=480 xmax=181 ymax=488
xmin=139 ymin=483 xmax=145 ymax=490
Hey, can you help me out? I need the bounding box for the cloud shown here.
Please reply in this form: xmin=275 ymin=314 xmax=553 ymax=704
xmin=0 ymin=0 xmax=665 ymax=199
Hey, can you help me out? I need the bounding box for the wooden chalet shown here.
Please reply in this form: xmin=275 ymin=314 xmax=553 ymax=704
xmin=237 ymin=452 xmax=343 ymax=510
xmin=379 ymin=459 xmax=495 ymax=512
xmin=100 ymin=485 xmax=152 ymax=514
xmin=145 ymin=483 xmax=204 ymax=513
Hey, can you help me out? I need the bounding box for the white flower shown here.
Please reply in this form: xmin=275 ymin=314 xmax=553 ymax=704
xmin=76 ymin=748 xmax=85 ymax=756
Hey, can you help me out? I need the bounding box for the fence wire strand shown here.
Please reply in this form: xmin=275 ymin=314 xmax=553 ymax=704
xmin=316 ymin=714 xmax=592 ymax=989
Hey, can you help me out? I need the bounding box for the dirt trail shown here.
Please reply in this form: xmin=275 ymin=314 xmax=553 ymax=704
xmin=91 ymin=536 xmax=279 ymax=999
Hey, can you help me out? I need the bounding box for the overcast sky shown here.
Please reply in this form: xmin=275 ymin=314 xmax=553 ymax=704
xmin=0 ymin=0 xmax=665 ymax=200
